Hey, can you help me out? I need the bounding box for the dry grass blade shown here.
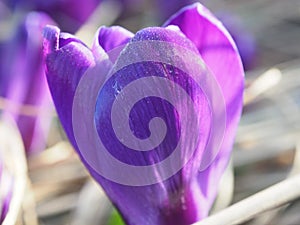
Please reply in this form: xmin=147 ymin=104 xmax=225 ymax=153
xmin=193 ymin=174 xmax=300 ymax=225
xmin=28 ymin=142 xmax=89 ymax=220
xmin=248 ymin=140 xmax=300 ymax=225
xmin=244 ymin=68 xmax=282 ymax=105
xmin=0 ymin=118 xmax=28 ymax=225
xmin=235 ymin=62 xmax=300 ymax=167
xmin=210 ymin=159 xmax=234 ymax=213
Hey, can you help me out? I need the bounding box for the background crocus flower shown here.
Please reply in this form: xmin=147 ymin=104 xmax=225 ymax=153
xmin=1 ymin=0 xmax=101 ymax=33
xmin=155 ymin=0 xmax=197 ymax=22
xmin=44 ymin=3 xmax=243 ymax=225
xmin=216 ymin=12 xmax=257 ymax=71
xmin=0 ymin=12 xmax=55 ymax=153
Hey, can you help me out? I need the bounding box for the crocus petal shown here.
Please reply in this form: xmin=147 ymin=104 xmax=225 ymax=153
xmin=44 ymin=25 xmax=96 ymax=146
xmin=92 ymin=26 xmax=134 ymax=63
xmin=96 ymin=27 xmax=212 ymax=224
xmin=94 ymin=26 xmax=134 ymax=53
xmin=164 ymin=3 xmax=244 ymax=209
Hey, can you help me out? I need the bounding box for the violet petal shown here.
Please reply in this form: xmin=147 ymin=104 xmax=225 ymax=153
xmin=44 ymin=25 xmax=97 ymax=147
xmin=164 ymin=2 xmax=244 ymax=209
xmin=94 ymin=26 xmax=134 ymax=53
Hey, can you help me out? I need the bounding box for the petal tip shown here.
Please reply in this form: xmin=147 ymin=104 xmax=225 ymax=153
xmin=43 ymin=25 xmax=60 ymax=54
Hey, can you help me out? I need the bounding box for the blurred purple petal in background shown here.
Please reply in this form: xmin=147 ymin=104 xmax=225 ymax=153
xmin=0 ymin=12 xmax=55 ymax=153
xmin=1 ymin=0 xmax=101 ymax=32
xmin=155 ymin=0 xmax=197 ymax=21
xmin=216 ymin=12 xmax=257 ymax=71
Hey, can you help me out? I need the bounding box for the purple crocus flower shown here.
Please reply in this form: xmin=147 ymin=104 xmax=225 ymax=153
xmin=44 ymin=3 xmax=243 ymax=225
xmin=0 ymin=12 xmax=54 ymax=153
